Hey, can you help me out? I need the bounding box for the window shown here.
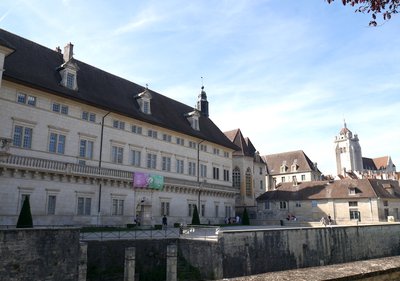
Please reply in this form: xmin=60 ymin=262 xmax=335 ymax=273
xmin=131 ymin=150 xmax=141 ymax=167
xmin=223 ymin=169 xmax=229 ymax=181
xmin=163 ymin=134 xmax=172 ymax=142
xmin=17 ymin=93 xmax=36 ymax=106
xmin=79 ymin=139 xmax=94 ymax=159
xmin=291 ymin=164 xmax=298 ymax=172
xmin=215 ymin=205 xmax=219 ymax=217
xmin=162 ymin=156 xmax=171 ymax=172
xmin=383 ymin=200 xmax=389 ymax=207
xmin=112 ymin=146 xmax=124 ymax=164
xmin=348 ymin=201 xmax=358 ymax=207
xmin=245 ymin=168 xmax=252 ymax=196
xmin=131 ymin=125 xmax=142 ymax=134
xmin=213 ymin=148 xmax=219 ymax=155
xmin=147 ymin=129 xmax=158 ymax=139
xmin=52 ymin=103 xmax=60 ymax=112
xmin=147 ymin=153 xmax=157 ymax=169
xmin=143 ymin=101 xmax=150 ymax=114
xmin=113 ymin=120 xmax=125 ymax=130
xmin=259 ymin=167 xmax=263 ymax=175
xmin=188 ymin=203 xmax=196 ymax=216
xmin=295 ymin=201 xmax=301 ymax=207
xmin=13 ymin=125 xmax=32 ymax=149
xmin=200 ymin=164 xmax=207 ymax=178
xmin=176 ymin=159 xmax=184 ymax=174
xmin=189 ymin=141 xmax=196 ymax=149
xmin=47 ymin=195 xmax=56 ymax=215
xmin=280 ymin=164 xmax=287 ymax=173
xmin=264 ymin=201 xmax=270 ymax=210
xmin=349 ymin=188 xmax=356 ymax=195
xmin=49 ymin=133 xmax=66 ymax=154
xmin=77 ymin=197 xmax=91 ymax=215
xmin=311 ymin=200 xmax=318 ymax=207
xmin=213 ymin=167 xmax=219 ymax=180
xmin=281 ymin=177 xmax=285 ymax=183
xmin=301 ymin=175 xmax=306 ymax=181
xmin=349 ymin=210 xmax=360 ymax=220
xmin=20 ymin=194 xmax=30 ymax=212
xmin=201 ymin=204 xmax=205 ymax=217
xmin=224 ymin=151 xmax=229 ymax=158
xmin=280 ymin=201 xmax=287 ymax=209
xmin=82 ymin=111 xmax=96 ymax=122
xmin=225 ymin=205 xmax=232 ymax=218
xmin=176 ymin=137 xmax=184 ymax=146
xmin=188 ymin=162 xmax=196 ymax=176
xmin=200 ymin=144 xmax=207 ymax=152
xmin=66 ymin=72 xmax=75 ymax=89
xmin=52 ymin=103 xmax=68 ymax=115
xmin=112 ymin=199 xmax=124 ymax=215
xmin=161 ymin=201 xmax=170 ymax=216
xmin=233 ymin=167 xmax=240 ymax=188
xmin=260 ymin=180 xmax=263 ymax=190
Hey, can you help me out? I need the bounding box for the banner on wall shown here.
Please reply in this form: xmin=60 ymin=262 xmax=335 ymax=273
xmin=132 ymin=172 xmax=164 ymax=190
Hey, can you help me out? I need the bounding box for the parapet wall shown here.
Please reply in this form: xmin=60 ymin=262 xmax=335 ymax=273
xmin=0 ymin=228 xmax=82 ymax=281
xmin=220 ymin=224 xmax=400 ymax=278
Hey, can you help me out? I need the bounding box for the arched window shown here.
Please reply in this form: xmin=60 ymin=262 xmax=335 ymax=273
xmin=232 ymin=167 xmax=240 ymax=188
xmin=245 ymin=168 xmax=252 ymax=196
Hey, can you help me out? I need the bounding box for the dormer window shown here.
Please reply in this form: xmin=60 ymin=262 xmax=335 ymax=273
xmin=348 ymin=187 xmax=356 ymax=195
xmin=185 ymin=110 xmax=200 ymax=131
xmin=135 ymin=87 xmax=152 ymax=115
xmin=280 ymin=161 xmax=287 ymax=173
xmin=58 ymin=43 xmax=79 ymax=91
xmin=66 ymin=73 xmax=75 ymax=89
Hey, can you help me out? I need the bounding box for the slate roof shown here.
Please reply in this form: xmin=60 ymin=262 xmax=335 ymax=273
xmin=256 ymin=179 xmax=400 ymax=201
xmin=0 ymin=28 xmax=238 ymax=150
xmin=261 ymin=150 xmax=320 ymax=175
xmin=224 ymin=128 xmax=264 ymax=163
xmin=363 ymin=156 xmax=394 ymax=171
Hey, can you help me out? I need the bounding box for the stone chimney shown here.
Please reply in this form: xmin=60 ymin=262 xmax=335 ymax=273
xmin=63 ymin=42 xmax=74 ymax=62
xmin=55 ymin=46 xmax=61 ymax=53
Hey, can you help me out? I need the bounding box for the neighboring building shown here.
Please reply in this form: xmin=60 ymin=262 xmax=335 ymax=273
xmin=334 ymin=122 xmax=397 ymax=179
xmin=262 ymin=150 xmax=322 ymax=190
xmin=0 ymin=29 xmax=239 ymax=226
xmin=256 ymin=179 xmax=400 ymax=224
xmin=224 ymin=129 xmax=267 ymax=218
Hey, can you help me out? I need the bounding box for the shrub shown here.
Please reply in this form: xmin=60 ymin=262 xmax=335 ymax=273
xmin=191 ymin=205 xmax=200 ymax=225
xmin=242 ymin=208 xmax=250 ymax=225
xmin=16 ymin=196 xmax=33 ymax=228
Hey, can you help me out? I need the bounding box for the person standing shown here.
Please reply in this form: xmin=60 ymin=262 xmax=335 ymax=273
xmin=162 ymin=215 xmax=167 ymax=229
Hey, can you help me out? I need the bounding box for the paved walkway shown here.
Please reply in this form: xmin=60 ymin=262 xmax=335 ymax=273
xmin=217 ymin=256 xmax=400 ymax=281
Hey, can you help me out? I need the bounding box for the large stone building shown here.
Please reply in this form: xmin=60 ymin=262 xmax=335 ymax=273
xmin=262 ymin=150 xmax=322 ymax=190
xmin=334 ymin=122 xmax=397 ymax=179
xmin=256 ymin=179 xmax=400 ymax=224
xmin=224 ymin=129 xmax=267 ymax=218
xmin=0 ymin=29 xmax=239 ymax=226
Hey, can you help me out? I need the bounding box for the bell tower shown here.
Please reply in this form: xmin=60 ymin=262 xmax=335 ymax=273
xmin=334 ymin=121 xmax=363 ymax=176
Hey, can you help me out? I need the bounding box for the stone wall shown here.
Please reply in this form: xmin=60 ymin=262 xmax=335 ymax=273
xmin=220 ymin=224 xmax=400 ymax=278
xmin=0 ymin=228 xmax=82 ymax=281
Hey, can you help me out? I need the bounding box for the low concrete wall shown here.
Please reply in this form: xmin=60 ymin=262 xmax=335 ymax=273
xmin=0 ymin=228 xmax=81 ymax=281
xmin=220 ymin=224 xmax=400 ymax=278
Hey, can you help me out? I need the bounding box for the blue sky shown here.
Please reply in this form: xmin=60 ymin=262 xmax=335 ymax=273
xmin=1 ymin=0 xmax=399 ymax=175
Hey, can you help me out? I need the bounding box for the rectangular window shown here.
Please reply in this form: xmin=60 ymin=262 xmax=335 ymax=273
xmin=47 ymin=195 xmax=56 ymax=215
xmin=66 ymin=72 xmax=75 ymax=89
xmin=143 ymin=101 xmax=149 ymax=114
xmin=188 ymin=203 xmax=196 ymax=217
xmin=349 ymin=201 xmax=358 ymax=207
xmin=225 ymin=205 xmax=231 ymax=218
xmin=112 ymin=146 xmax=124 ymax=164
xmin=161 ymin=202 xmax=170 ymax=216
xmin=20 ymin=194 xmax=30 ymax=211
xmin=281 ymin=177 xmax=285 ymax=183
xmin=224 ymin=151 xmax=229 ymax=158
xmin=77 ymin=197 xmax=91 ymax=215
xmin=383 ymin=200 xmax=389 ymax=207
xmin=163 ymin=134 xmax=172 ymax=142
xmin=49 ymin=133 xmax=66 ymax=154
xmin=112 ymin=199 xmax=124 ymax=216
xmin=201 ymin=204 xmax=205 ymax=217
xmin=162 ymin=156 xmax=171 ymax=171
xmin=148 ymin=129 xmax=158 ymax=139
xmin=311 ymin=200 xmax=318 ymax=207
xmin=52 ymin=103 xmax=60 ymax=112
xmin=259 ymin=167 xmax=263 ymax=175
xmin=295 ymin=201 xmax=301 ymax=207
xmin=79 ymin=139 xmax=94 ymax=159
xmin=260 ymin=180 xmax=263 ymax=190
xmin=188 ymin=162 xmax=196 ymax=176
xmin=280 ymin=201 xmax=287 ymax=209
xmin=131 ymin=150 xmax=141 ymax=167
xmin=13 ymin=125 xmax=32 ymax=149
xmin=223 ymin=169 xmax=229 ymax=181
xmin=200 ymin=144 xmax=207 ymax=152
xmin=176 ymin=159 xmax=184 ymax=174
xmin=131 ymin=125 xmax=142 ymax=134
xmin=17 ymin=93 xmax=26 ymax=103
xmin=189 ymin=141 xmax=196 ymax=149
xmin=113 ymin=120 xmax=125 ymax=130
xmin=349 ymin=210 xmax=360 ymax=220
xmin=264 ymin=201 xmax=270 ymax=210
xmin=215 ymin=205 xmax=219 ymax=217
xmin=82 ymin=111 xmax=88 ymax=120
xmin=89 ymin=113 xmax=96 ymax=122
xmin=176 ymin=137 xmax=184 ymax=146
xmin=200 ymin=164 xmax=207 ymax=178
xmin=213 ymin=148 xmax=219 ymax=155
xmin=27 ymin=95 xmax=37 ymax=106
xmin=61 ymin=105 xmax=69 ymax=115
xmin=213 ymin=167 xmax=219 ymax=180
xmin=301 ymin=175 xmax=306 ymax=181
xmin=82 ymin=111 xmax=96 ymax=122
xmin=147 ymin=153 xmax=157 ymax=169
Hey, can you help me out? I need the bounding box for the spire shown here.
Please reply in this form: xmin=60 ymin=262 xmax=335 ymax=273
xmin=197 ymin=77 xmax=209 ymax=117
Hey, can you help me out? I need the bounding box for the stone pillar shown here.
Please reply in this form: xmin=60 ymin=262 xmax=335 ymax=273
xmin=124 ymin=247 xmax=136 ymax=281
xmin=78 ymin=242 xmax=87 ymax=281
xmin=166 ymin=244 xmax=178 ymax=281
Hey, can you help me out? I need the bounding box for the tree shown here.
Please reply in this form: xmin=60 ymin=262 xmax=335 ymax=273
xmin=191 ymin=205 xmax=200 ymax=225
xmin=242 ymin=208 xmax=250 ymax=226
xmin=16 ymin=196 xmax=33 ymax=228
xmin=326 ymin=0 xmax=399 ymax=26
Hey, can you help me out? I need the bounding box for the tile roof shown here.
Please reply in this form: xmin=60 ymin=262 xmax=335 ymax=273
xmin=0 ymin=29 xmax=237 ymax=150
xmin=261 ymin=150 xmax=320 ymax=175
xmin=373 ymin=156 xmax=390 ymax=170
xmin=256 ymin=179 xmax=400 ymax=201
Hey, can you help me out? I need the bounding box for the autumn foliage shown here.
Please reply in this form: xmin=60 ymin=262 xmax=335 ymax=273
xmin=326 ymin=0 xmax=399 ymax=26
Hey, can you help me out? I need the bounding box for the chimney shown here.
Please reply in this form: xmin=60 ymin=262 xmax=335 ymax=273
xmin=63 ymin=42 xmax=74 ymax=62
xmin=55 ymin=46 xmax=61 ymax=53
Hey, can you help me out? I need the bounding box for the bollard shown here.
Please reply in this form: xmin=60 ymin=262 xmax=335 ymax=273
xmin=166 ymin=244 xmax=178 ymax=281
xmin=124 ymin=247 xmax=136 ymax=281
